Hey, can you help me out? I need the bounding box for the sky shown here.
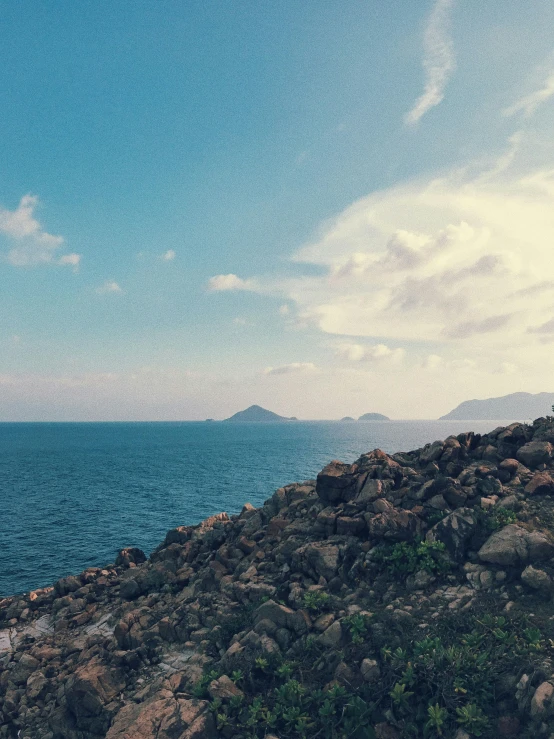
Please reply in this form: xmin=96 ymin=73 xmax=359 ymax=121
xmin=1 ymin=0 xmax=554 ymax=420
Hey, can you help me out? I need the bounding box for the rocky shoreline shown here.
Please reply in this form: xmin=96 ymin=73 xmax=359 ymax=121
xmin=4 ymin=418 xmax=554 ymax=737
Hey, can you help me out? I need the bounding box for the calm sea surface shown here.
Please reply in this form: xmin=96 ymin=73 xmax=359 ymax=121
xmin=0 ymin=420 xmax=512 ymax=596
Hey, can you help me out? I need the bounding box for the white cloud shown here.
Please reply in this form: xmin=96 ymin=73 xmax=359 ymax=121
xmin=334 ymin=342 xmax=405 ymax=364
xmin=0 ymin=194 xmax=77 ymax=267
xmin=263 ymin=362 xmax=319 ymax=376
xmin=96 ymin=280 xmax=123 ymax=295
xmin=207 ymin=273 xmax=257 ymax=292
xmin=504 ymin=71 xmax=554 ymax=119
xmin=58 ymin=253 xmax=81 ymax=271
xmin=162 ymin=249 xmax=176 ymax=261
xmin=405 ymin=0 xmax=456 ymax=126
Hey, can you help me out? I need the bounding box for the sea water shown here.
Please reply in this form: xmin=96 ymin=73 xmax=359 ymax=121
xmin=0 ymin=420 xmax=511 ymax=596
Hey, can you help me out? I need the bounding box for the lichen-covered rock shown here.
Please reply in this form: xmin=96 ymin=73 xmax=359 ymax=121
xmin=478 ymin=525 xmax=554 ymax=566
xmin=426 ymin=508 xmax=478 ymax=561
xmin=293 ymin=542 xmax=340 ymax=580
xmin=521 ymin=565 xmax=553 ymax=592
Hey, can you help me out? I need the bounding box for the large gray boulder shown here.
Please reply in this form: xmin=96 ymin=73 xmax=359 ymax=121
xmin=516 ymin=441 xmax=553 ymax=468
xmin=426 ymin=508 xmax=478 ymax=561
xmin=478 ymin=525 xmax=554 ymax=566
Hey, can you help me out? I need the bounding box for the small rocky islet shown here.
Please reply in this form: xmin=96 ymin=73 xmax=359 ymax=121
xmin=4 ymin=420 xmax=554 ymax=737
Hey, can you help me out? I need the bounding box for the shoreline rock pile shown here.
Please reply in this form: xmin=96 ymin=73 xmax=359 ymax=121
xmin=3 ymin=418 xmax=554 ymax=737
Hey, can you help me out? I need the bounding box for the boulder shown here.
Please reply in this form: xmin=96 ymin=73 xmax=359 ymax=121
xmin=293 ymin=542 xmax=340 ymax=581
xmin=521 ymin=565 xmax=553 ymax=593
xmin=65 ymin=657 xmax=126 ymax=732
xmin=366 ymin=507 xmax=422 ymax=542
xmin=208 ymin=675 xmax=244 ymax=701
xmin=478 ymin=525 xmax=554 ymax=566
xmin=317 ymin=620 xmax=343 ymax=647
xmin=116 ymin=547 xmax=147 ymax=568
xmin=316 ymin=461 xmax=355 ymax=504
xmin=253 ymin=600 xmax=309 ymax=635
xmin=106 ymin=696 xmax=217 ymax=739
xmin=426 ymin=508 xmax=478 ymax=561
xmin=525 ymin=472 xmax=554 ymax=495
xmin=516 ymin=441 xmax=553 ymax=468
xmin=530 ymin=681 xmax=554 ymax=717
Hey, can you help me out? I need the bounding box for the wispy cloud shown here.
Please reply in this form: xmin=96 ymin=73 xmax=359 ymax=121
xmin=96 ymin=280 xmax=123 ymax=295
xmin=504 ymin=71 xmax=554 ymax=119
xmin=334 ymin=342 xmax=405 ymax=363
xmin=404 ymin=0 xmax=456 ymax=126
xmin=0 ymin=194 xmax=79 ymax=267
xmin=162 ymin=249 xmax=176 ymax=261
xmin=58 ymin=253 xmax=81 ymax=271
xmin=207 ymin=273 xmax=257 ymax=292
xmin=263 ymin=362 xmax=318 ymax=376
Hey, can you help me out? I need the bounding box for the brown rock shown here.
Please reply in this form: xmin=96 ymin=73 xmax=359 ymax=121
xmin=253 ymin=600 xmax=309 ymax=635
xmin=208 ymin=674 xmax=244 ymax=701
xmin=525 ymin=472 xmax=554 ymax=495
xmin=316 ymin=461 xmax=355 ymax=504
xmin=366 ymin=506 xmax=422 ymax=542
xmin=106 ymin=696 xmax=217 ymax=739
xmin=65 ymin=657 xmax=126 ymax=732
xmin=294 ymin=542 xmax=340 ymax=580
xmin=531 ymin=681 xmax=554 ymax=717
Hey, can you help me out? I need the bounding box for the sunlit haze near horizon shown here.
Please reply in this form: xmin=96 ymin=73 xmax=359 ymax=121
xmin=1 ymin=1 xmax=554 ymax=420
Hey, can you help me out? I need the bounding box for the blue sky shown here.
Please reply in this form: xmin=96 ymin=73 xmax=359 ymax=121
xmin=2 ymin=0 xmax=554 ymax=420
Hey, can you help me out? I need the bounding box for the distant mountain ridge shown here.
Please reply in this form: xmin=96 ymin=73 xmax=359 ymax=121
xmin=439 ymin=391 xmax=554 ymax=421
xmin=358 ymin=412 xmax=390 ymax=421
xmin=222 ymin=405 xmax=294 ymax=423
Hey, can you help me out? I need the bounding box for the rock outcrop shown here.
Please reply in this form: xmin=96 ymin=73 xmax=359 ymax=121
xmin=3 ymin=417 xmax=554 ymax=737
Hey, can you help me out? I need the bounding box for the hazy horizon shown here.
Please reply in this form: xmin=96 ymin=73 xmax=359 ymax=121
xmin=2 ymin=2 xmax=554 ymax=420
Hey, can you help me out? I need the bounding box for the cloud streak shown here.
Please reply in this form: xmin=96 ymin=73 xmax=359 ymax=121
xmin=207 ymin=273 xmax=258 ymax=292
xmin=263 ymin=362 xmax=318 ymax=376
xmin=405 ymin=0 xmax=456 ymax=126
xmin=96 ymin=280 xmax=124 ymax=295
xmin=504 ymin=71 xmax=554 ymax=119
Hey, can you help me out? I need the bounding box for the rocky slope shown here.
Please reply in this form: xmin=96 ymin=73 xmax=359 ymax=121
xmin=4 ymin=419 xmax=554 ymax=737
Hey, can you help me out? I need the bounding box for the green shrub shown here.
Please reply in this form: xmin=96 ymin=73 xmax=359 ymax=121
xmin=302 ymin=590 xmax=330 ymax=613
xmin=481 ymin=507 xmax=517 ymax=531
xmin=373 ymin=539 xmax=451 ymax=578
xmin=202 ymin=605 xmax=554 ymax=738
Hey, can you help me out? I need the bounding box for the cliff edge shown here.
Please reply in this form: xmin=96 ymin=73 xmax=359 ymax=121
xmin=4 ymin=418 xmax=554 ymax=737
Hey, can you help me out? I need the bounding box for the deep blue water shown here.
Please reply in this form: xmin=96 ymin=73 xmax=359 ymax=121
xmin=0 ymin=420 xmax=510 ymax=596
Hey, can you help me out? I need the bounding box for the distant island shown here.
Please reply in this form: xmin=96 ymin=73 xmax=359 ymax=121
xmin=222 ymin=405 xmax=296 ymax=423
xmin=439 ymin=391 xmax=554 ymax=420
xmin=358 ymin=412 xmax=390 ymax=421
xmin=340 ymin=416 xmax=355 ymax=422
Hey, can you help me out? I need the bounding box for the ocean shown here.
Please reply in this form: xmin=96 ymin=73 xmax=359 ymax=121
xmin=0 ymin=420 xmax=511 ymax=596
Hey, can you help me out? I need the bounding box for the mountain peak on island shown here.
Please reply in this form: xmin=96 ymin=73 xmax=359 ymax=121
xmin=222 ymin=405 xmax=295 ymax=423
xmin=439 ymin=391 xmax=554 ymax=420
xmin=358 ymin=412 xmax=390 ymax=421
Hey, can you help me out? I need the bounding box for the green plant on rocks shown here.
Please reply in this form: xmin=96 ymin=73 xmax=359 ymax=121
xmin=343 ymin=612 xmax=372 ymax=644
xmin=480 ymin=506 xmax=517 ymax=532
xmin=302 ymin=589 xmax=330 ymax=613
xmin=373 ymin=538 xmax=452 ymax=578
